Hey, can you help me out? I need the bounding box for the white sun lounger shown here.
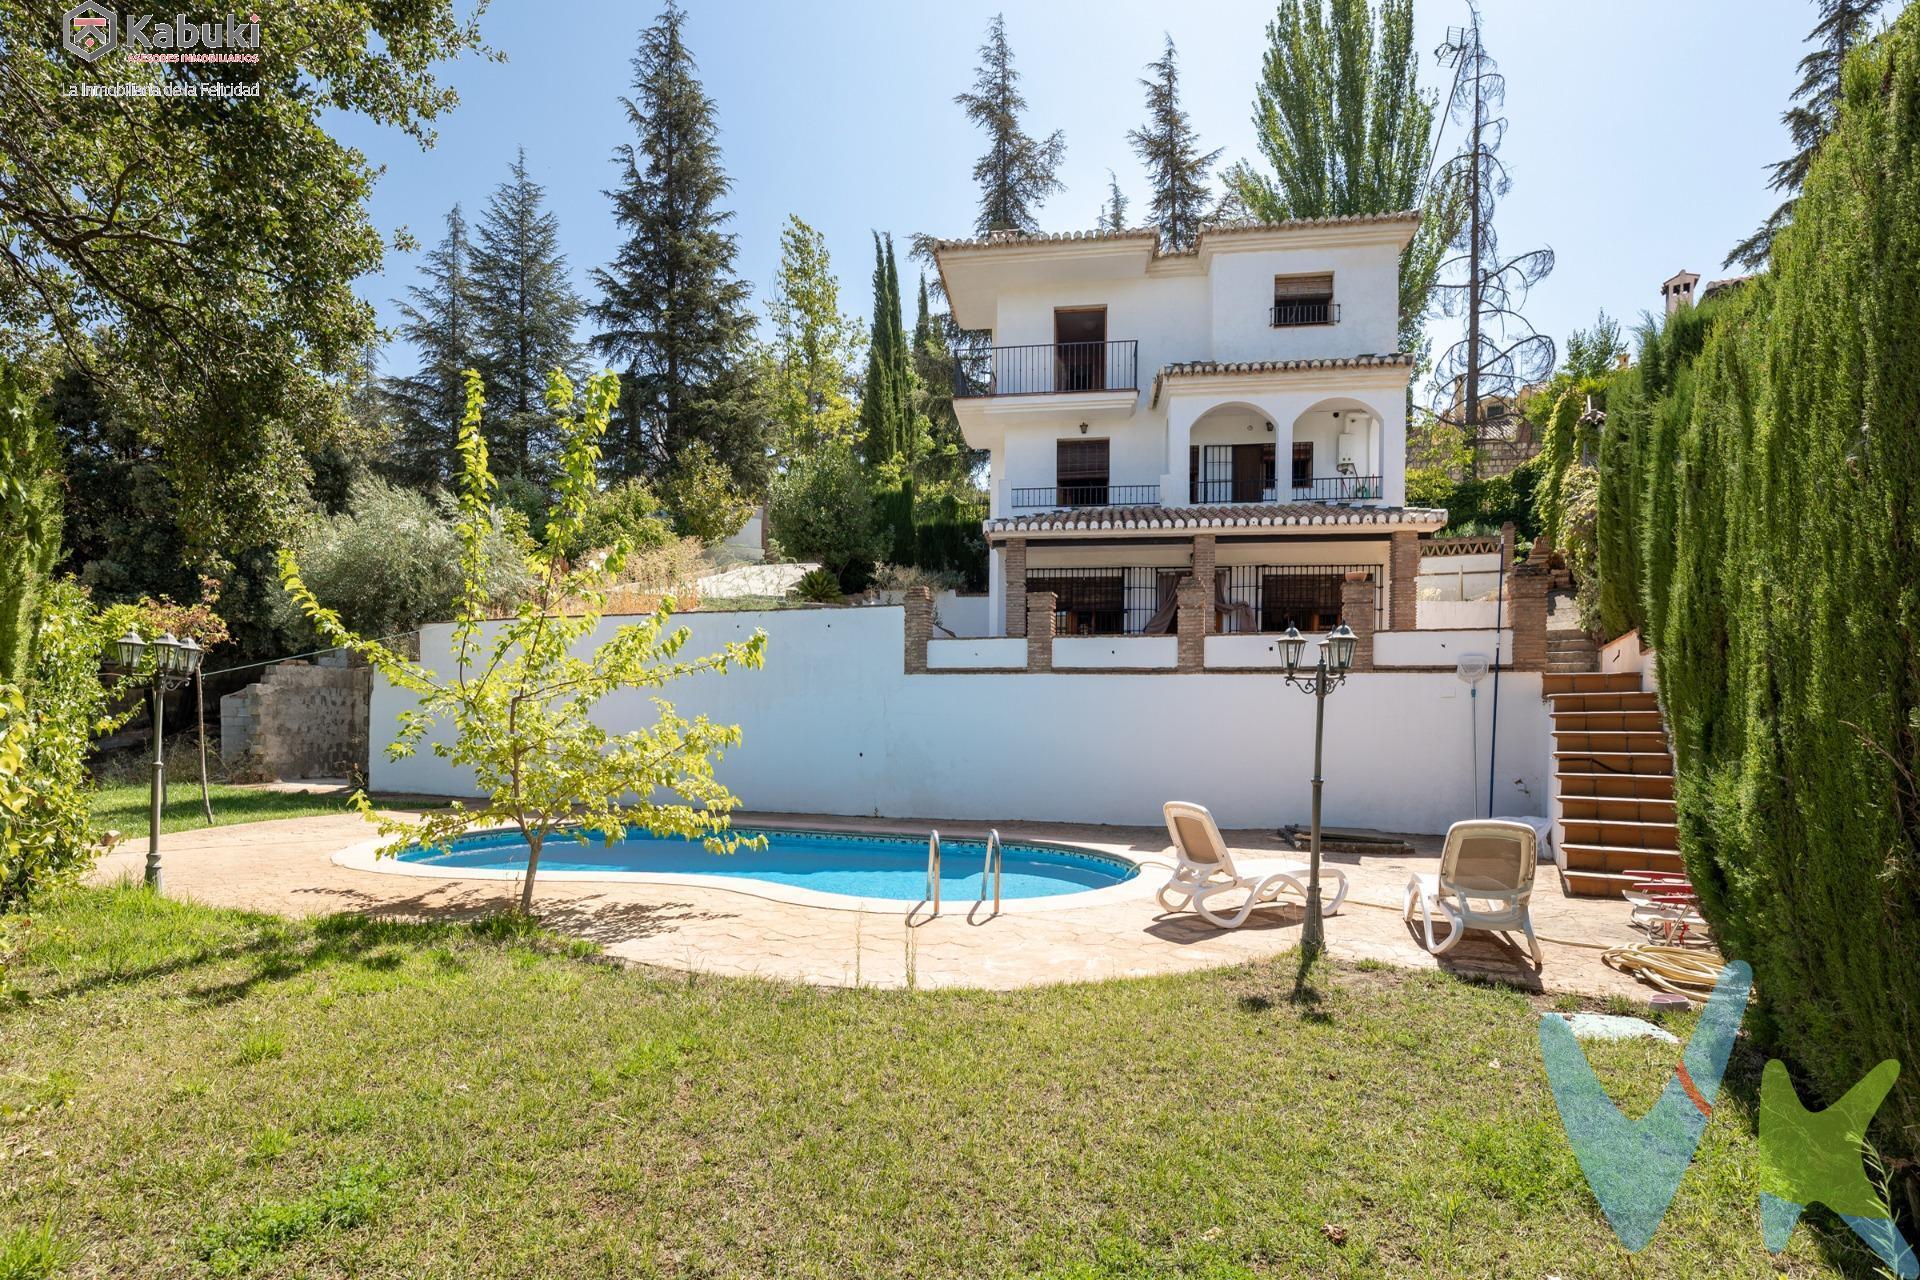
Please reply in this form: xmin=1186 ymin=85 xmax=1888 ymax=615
xmin=1403 ymin=819 xmax=1544 ymax=966
xmin=1159 ymin=801 xmax=1349 ymax=929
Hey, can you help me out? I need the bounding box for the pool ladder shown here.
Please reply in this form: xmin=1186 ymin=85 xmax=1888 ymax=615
xmin=923 ymin=828 xmax=1003 ymax=917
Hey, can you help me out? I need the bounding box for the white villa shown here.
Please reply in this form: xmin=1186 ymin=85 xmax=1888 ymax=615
xmin=933 ymin=211 xmax=1445 ymax=640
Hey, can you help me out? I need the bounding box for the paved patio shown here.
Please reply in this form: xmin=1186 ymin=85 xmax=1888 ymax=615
xmin=92 ymin=807 xmax=1659 ymax=1000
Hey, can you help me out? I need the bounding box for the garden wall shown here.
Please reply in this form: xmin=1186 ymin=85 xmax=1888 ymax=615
xmin=370 ymin=607 xmax=1550 ymax=834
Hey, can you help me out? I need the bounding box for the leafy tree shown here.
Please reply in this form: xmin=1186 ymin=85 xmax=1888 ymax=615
xmin=1428 ymin=6 xmax=1555 ymax=479
xmin=472 ymin=150 xmax=586 ymax=479
xmin=0 ymin=363 xmax=60 ymax=686
xmin=1726 ymin=0 xmax=1888 ymax=268
xmin=657 ymin=440 xmax=752 ymax=544
xmin=1129 ymin=36 xmax=1223 ymax=251
xmin=573 ymin=479 xmax=674 ymax=559
xmin=858 ymin=234 xmax=914 ymax=467
xmin=386 ymin=207 xmax=483 ymax=487
xmin=1562 ymin=310 xmax=1626 ymax=382
xmin=275 ymin=475 xmax=531 ymax=645
xmin=766 ymin=446 xmax=889 ymax=589
xmin=0 ymin=1 xmax=489 ymax=558
xmin=762 ymin=216 xmax=863 ymax=459
xmin=1099 ymin=171 xmax=1131 ymax=231
xmin=956 ymin=14 xmax=1066 ymax=236
xmin=281 ymin=369 xmax=767 ymax=914
xmin=591 ymin=3 xmax=764 ymax=493
xmin=1223 ymin=0 xmax=1460 ymax=356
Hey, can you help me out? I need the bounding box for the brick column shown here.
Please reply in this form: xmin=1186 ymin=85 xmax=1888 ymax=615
xmin=1340 ymin=572 xmax=1375 ymax=672
xmin=1190 ymin=534 xmax=1216 ymax=627
xmin=1176 ymin=576 xmax=1208 ymax=672
xmin=1508 ymin=563 xmax=1551 ymax=671
xmin=1500 ymin=521 xmax=1516 ymax=567
xmin=1004 ymin=538 xmax=1028 ymax=638
xmin=903 ymin=585 xmax=932 ymax=674
xmin=1025 ymin=591 xmax=1056 ymax=671
xmin=1388 ymin=530 xmax=1420 ymax=630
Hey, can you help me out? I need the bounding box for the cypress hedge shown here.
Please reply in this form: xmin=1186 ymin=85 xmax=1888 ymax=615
xmin=1611 ymin=9 xmax=1920 ymax=1188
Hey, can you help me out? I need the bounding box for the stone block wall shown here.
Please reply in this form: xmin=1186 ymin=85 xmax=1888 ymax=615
xmin=221 ymin=660 xmax=371 ymax=782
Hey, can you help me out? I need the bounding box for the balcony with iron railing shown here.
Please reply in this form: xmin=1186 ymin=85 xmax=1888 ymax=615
xmin=953 ymin=340 xmax=1139 ymax=399
xmin=1193 ymin=474 xmax=1384 ymax=505
xmin=1270 ymin=299 xmax=1340 ymax=327
xmin=1010 ymin=483 xmax=1161 ymax=511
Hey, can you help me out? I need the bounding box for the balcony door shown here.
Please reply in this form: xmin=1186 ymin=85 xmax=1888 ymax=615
xmin=1056 ymin=437 xmax=1109 ymax=507
xmin=1053 ymin=307 xmax=1107 ymax=392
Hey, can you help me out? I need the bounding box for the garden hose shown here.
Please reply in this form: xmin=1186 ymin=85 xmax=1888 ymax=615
xmin=1601 ymin=943 xmax=1727 ymax=1002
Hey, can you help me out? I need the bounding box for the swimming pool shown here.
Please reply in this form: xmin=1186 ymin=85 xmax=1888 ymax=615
xmin=391 ymin=826 xmax=1139 ymax=902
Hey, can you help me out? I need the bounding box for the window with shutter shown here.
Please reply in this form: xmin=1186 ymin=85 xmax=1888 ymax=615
xmin=1271 ymin=273 xmax=1336 ymax=326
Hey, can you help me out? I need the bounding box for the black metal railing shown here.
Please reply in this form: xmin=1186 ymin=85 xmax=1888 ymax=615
xmin=953 ymin=340 xmax=1139 ymax=398
xmin=1025 ymin=566 xmax=1173 ymax=636
xmin=1192 ymin=474 xmax=1382 ymax=504
xmin=1010 ymin=484 xmax=1160 ymax=510
xmin=1270 ymin=299 xmax=1339 ymax=327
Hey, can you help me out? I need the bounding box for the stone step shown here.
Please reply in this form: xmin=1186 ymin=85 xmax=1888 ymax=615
xmin=1556 ymin=771 xmax=1675 ymax=801
xmin=1562 ymin=842 xmax=1685 ymax=875
xmin=1561 ymin=818 xmax=1679 ymax=850
xmin=1560 ymin=794 xmax=1677 ymax=822
xmin=1559 ymin=868 xmax=1644 ymax=898
xmin=1546 ymin=661 xmax=1595 ymax=673
xmin=1548 ymin=690 xmax=1661 ymax=713
xmin=1552 ymin=729 xmax=1671 ymax=754
xmin=1543 ymin=671 xmax=1642 ymax=695
xmin=1554 ymin=750 xmax=1674 ymax=776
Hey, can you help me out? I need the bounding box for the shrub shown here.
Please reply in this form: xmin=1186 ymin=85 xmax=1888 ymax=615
xmin=1602 ymin=8 xmax=1920 ymax=1187
xmin=575 ymin=479 xmax=673 ymax=558
xmin=765 ymin=446 xmax=889 ymax=589
xmin=275 ymin=476 xmax=531 ymax=641
xmin=659 ymin=441 xmax=753 ymax=544
xmin=869 ymin=563 xmax=961 ymax=595
xmin=789 ymin=567 xmax=844 ymax=604
xmin=0 ymin=581 xmax=121 ymax=915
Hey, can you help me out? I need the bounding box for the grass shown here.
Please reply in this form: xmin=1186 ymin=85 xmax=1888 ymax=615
xmin=0 ymin=886 xmax=1883 ymax=1278
xmin=87 ymin=781 xmax=350 ymax=837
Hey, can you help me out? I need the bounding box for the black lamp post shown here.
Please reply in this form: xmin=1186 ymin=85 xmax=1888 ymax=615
xmin=108 ymin=630 xmax=204 ymax=890
xmin=1277 ymin=621 xmax=1358 ymax=960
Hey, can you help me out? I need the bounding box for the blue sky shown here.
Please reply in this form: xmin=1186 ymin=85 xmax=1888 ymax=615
xmin=336 ymin=1 xmax=1816 ymax=384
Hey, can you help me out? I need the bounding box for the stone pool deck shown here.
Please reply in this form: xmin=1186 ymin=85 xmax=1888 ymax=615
xmin=91 ymin=808 xmax=1661 ymax=1001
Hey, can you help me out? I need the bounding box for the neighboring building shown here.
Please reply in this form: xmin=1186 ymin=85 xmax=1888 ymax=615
xmin=932 ymin=213 xmax=1444 ymax=639
xmin=1660 ymin=269 xmax=1700 ymax=315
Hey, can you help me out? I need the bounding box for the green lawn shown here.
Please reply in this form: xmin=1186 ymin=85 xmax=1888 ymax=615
xmin=88 ymin=782 xmax=352 ymax=837
xmin=0 ymin=887 xmax=1880 ymax=1279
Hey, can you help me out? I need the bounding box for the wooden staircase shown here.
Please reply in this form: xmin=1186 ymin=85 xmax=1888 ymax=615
xmin=1546 ymin=671 xmax=1682 ymax=897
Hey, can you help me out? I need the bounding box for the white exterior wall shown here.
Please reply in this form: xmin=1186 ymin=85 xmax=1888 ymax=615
xmin=1206 ymin=244 xmax=1401 ymax=362
xmin=372 ymin=608 xmax=1550 ymax=834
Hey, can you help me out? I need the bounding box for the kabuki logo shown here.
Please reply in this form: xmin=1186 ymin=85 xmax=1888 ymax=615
xmin=61 ymin=1 xmax=116 ymax=61
xmin=60 ymin=3 xmax=263 ymax=64
xmin=1540 ymin=961 xmax=1917 ymax=1275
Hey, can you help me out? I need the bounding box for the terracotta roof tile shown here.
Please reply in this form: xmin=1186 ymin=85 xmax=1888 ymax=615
xmin=928 ymin=210 xmax=1421 ymax=257
xmin=1149 ymin=353 xmax=1414 ymax=405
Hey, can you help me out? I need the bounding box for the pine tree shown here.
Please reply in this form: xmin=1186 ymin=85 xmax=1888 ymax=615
xmin=1098 ymin=171 xmax=1130 ymax=231
xmin=1427 ymin=7 xmax=1555 ymax=479
xmin=858 ymin=233 xmax=913 ymax=465
xmin=763 ymin=214 xmax=863 ymax=458
xmin=1223 ymin=0 xmax=1459 ymax=356
xmin=591 ymin=3 xmax=763 ymax=492
xmin=471 ymin=148 xmax=585 ymax=479
xmin=1129 ymin=36 xmax=1222 ymax=251
xmin=385 ymin=206 xmax=482 ymax=487
xmin=956 ymin=14 xmax=1066 ymax=236
xmin=1725 ymin=0 xmax=1888 ymax=268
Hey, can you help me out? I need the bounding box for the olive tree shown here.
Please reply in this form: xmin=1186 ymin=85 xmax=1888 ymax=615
xmin=280 ymin=370 xmax=766 ymax=912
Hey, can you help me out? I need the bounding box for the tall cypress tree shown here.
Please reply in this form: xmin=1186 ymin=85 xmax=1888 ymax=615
xmin=858 ymin=233 xmax=912 ymax=465
xmin=1129 ymin=36 xmax=1222 ymax=251
xmin=1725 ymin=0 xmax=1887 ymax=268
xmin=911 ymin=274 xmax=968 ymax=472
xmin=0 ymin=362 xmax=61 ymax=686
xmin=591 ymin=3 xmax=763 ymax=490
xmin=956 ymin=14 xmax=1066 ymax=236
xmin=1098 ymin=170 xmax=1131 ymax=231
xmin=472 ymin=148 xmax=585 ymax=479
xmin=385 ymin=206 xmax=481 ymax=487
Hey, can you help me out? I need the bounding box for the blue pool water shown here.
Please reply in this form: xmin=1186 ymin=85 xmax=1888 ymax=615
xmin=398 ymin=827 xmax=1137 ymax=901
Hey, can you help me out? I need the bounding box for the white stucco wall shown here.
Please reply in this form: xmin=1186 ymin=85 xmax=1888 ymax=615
xmin=371 ymin=608 xmax=1550 ymax=834
xmin=1205 ymin=244 xmax=1401 ymax=362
